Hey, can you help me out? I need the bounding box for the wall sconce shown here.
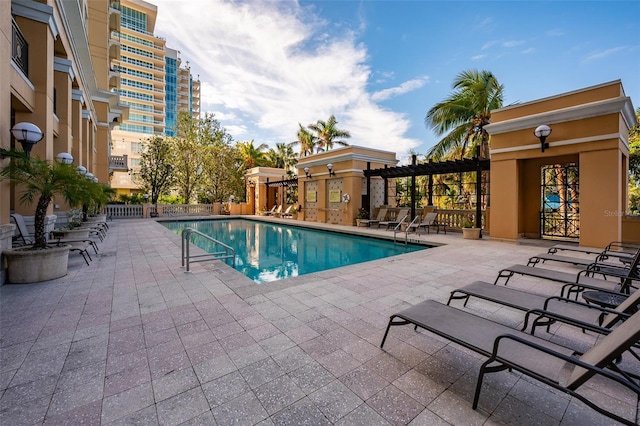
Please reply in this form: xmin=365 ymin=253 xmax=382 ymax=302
xmin=55 ymin=152 xmax=73 ymax=164
xmin=304 ymin=167 xmax=312 ymax=179
xmin=534 ymin=125 xmax=552 ymax=152
xmin=1 ymin=122 xmax=44 ymax=158
xmin=327 ymin=163 xmax=335 ymax=177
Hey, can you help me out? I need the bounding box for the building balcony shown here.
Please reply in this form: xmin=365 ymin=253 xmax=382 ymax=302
xmin=11 ymin=19 xmax=28 ymax=77
xmin=109 ymin=154 xmax=128 ymax=171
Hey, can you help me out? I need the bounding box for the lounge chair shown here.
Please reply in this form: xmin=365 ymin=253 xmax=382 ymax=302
xmin=529 ymin=247 xmax=637 ymax=269
xmin=548 ymin=241 xmax=640 ymax=259
xmin=272 ymin=205 xmax=283 ymax=217
xmin=407 ymin=212 xmax=445 ymax=235
xmin=380 ymin=300 xmax=640 ymax=425
xmin=358 ymin=208 xmax=387 ymax=228
xmin=281 ymin=205 xmax=294 ymax=218
xmin=448 ymin=280 xmax=640 ymax=335
xmin=495 ymin=260 xmax=639 ymax=299
xmin=379 ymin=208 xmax=409 ymax=230
xmin=10 ymin=213 xmax=97 ymax=265
xmin=263 ymin=205 xmax=278 ymax=216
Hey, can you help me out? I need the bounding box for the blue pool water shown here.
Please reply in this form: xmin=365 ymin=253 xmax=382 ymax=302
xmin=163 ymin=219 xmax=426 ymax=284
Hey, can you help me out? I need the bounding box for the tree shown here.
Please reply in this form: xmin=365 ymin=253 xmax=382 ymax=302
xmin=289 ymin=124 xmax=317 ymax=157
xmin=172 ymin=112 xmax=226 ymax=203
xmin=200 ymin=143 xmax=244 ymax=203
xmin=238 ymin=140 xmax=269 ymax=168
xmin=266 ymin=143 xmax=297 ymax=172
xmin=425 ymin=69 xmax=504 ymax=160
xmin=629 ymin=107 xmax=640 ymax=181
xmin=308 ymin=115 xmax=351 ymax=153
xmin=135 ymin=135 xmax=175 ymax=204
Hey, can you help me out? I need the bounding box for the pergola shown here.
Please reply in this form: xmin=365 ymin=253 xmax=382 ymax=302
xmin=363 ymin=154 xmax=490 ymax=229
xmin=264 ymin=178 xmax=298 ymax=208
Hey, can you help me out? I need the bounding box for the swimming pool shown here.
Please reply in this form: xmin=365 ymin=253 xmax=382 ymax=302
xmin=163 ymin=219 xmax=427 ymax=283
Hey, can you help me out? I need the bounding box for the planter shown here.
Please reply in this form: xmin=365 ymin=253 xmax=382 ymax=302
xmin=2 ymin=245 xmax=70 ymax=283
xmin=462 ymin=227 xmax=481 ymax=240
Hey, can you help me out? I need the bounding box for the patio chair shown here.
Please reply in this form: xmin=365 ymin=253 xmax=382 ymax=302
xmin=528 ymin=246 xmax=637 ymax=269
xmin=380 ymin=300 xmax=640 ymax=425
xmin=407 ymin=212 xmax=446 ymax=235
xmin=495 ymin=260 xmax=639 ymax=299
xmin=281 ymin=205 xmax=294 ymax=218
xmin=10 ymin=213 xmax=97 ymax=265
xmin=358 ymin=208 xmax=387 ymax=228
xmin=272 ymin=205 xmax=283 ymax=217
xmin=263 ymin=205 xmax=278 ymax=216
xmin=448 ymin=280 xmax=640 ymax=335
xmin=548 ymin=241 xmax=640 ymax=260
xmin=379 ymin=208 xmax=409 ymax=230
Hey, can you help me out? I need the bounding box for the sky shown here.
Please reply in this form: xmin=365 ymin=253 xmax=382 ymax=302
xmin=152 ymin=0 xmax=640 ymax=163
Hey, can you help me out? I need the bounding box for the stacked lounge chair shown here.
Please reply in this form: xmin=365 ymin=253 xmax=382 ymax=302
xmin=381 ymin=240 xmax=640 ymax=424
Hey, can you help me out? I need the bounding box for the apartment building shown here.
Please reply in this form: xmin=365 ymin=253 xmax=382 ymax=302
xmin=110 ymin=0 xmax=200 ymax=196
xmin=1 ymin=0 xmax=127 ymax=282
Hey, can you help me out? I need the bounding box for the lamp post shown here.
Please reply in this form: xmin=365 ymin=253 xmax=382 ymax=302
xmin=11 ymin=122 xmax=44 ymax=157
xmin=55 ymin=152 xmax=73 ymax=164
xmin=534 ymin=125 xmax=552 ymax=152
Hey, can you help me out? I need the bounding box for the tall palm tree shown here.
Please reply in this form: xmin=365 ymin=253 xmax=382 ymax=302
xmin=425 ymin=69 xmax=504 ymax=160
xmin=308 ymin=115 xmax=351 ymax=153
xmin=237 ymin=140 xmax=268 ymax=168
xmin=289 ymin=124 xmax=317 ymax=158
xmin=265 ymin=143 xmax=297 ymax=171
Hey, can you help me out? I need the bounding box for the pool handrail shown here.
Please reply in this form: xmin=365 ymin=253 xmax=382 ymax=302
xmin=181 ymin=227 xmax=236 ymax=272
xmin=392 ymin=214 xmax=410 ymax=245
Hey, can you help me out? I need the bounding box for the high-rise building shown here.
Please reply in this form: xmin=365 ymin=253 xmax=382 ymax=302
xmin=110 ymin=0 xmax=200 ymax=196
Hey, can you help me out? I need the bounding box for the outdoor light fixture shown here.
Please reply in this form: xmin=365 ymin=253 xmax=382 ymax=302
xmin=11 ymin=122 xmax=44 ymax=157
xmin=534 ymin=125 xmax=552 ymax=152
xmin=304 ymin=167 xmax=312 ymax=179
xmin=55 ymin=152 xmax=73 ymax=164
xmin=327 ymin=163 xmax=335 ymax=176
xmin=76 ymin=165 xmax=87 ymax=175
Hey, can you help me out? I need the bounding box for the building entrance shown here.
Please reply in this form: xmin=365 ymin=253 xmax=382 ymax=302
xmin=541 ymin=163 xmax=579 ymax=240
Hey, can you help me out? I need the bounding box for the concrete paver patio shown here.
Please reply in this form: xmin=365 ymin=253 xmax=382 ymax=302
xmin=0 ymin=217 xmax=637 ymax=425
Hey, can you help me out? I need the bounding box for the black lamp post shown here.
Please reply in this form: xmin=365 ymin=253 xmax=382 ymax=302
xmin=11 ymin=122 xmax=44 ymax=157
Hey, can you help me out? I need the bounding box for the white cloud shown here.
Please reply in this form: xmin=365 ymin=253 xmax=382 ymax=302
xmin=471 ymin=54 xmax=487 ymax=61
xmin=152 ymin=0 xmax=420 ymax=157
xmin=481 ymin=40 xmax=499 ymax=50
xmin=371 ymin=76 xmax=430 ymax=101
xmin=502 ymin=40 xmax=526 ymax=48
xmin=584 ymin=46 xmax=626 ymax=62
xmin=521 ymin=48 xmax=535 ymax=54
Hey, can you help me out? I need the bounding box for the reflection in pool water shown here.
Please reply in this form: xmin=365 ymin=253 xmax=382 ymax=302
xmin=163 ymin=219 xmax=427 ymax=283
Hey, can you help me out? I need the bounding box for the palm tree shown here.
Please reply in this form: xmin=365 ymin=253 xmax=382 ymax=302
xmin=266 ymin=143 xmax=297 ymax=171
xmin=308 ymin=115 xmax=351 ymax=153
xmin=289 ymin=124 xmax=317 ymax=158
xmin=237 ymin=140 xmax=268 ymax=168
xmin=425 ymin=69 xmax=504 ymax=160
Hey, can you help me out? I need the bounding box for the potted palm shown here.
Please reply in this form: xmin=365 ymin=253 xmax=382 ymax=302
xmin=0 ymin=149 xmax=95 ymax=283
xmin=355 ymin=208 xmax=369 ymax=227
xmin=461 ymin=216 xmax=481 ymax=240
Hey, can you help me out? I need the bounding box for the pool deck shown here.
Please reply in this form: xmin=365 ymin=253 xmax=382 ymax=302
xmin=1 ymin=217 xmax=637 ymax=425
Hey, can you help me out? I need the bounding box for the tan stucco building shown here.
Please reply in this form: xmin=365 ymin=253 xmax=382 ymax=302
xmin=1 ymin=0 xmax=127 ymax=283
xmin=486 ymin=80 xmax=637 ymax=247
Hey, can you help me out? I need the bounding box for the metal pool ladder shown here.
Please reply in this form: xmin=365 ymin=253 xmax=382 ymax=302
xmin=393 ymin=214 xmax=413 ymax=245
xmin=181 ymin=227 xmax=236 ymax=272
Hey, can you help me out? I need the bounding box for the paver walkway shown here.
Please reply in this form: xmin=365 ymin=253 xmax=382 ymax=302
xmin=0 ymin=218 xmax=637 ymax=425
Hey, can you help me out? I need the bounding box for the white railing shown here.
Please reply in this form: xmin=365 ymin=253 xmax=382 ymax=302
xmin=434 ymin=209 xmax=487 ymax=230
xmin=105 ymin=203 xmax=216 ymax=219
xmin=162 ymin=204 xmax=214 ymax=216
xmin=106 ymin=204 xmax=143 ymax=218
